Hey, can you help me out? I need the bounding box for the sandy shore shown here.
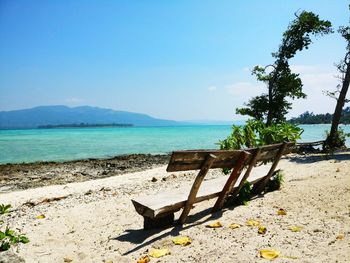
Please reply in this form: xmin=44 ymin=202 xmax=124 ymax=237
xmin=1 ymin=152 xmax=350 ymax=262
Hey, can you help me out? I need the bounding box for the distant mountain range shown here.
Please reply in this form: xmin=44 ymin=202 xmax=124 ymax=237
xmin=0 ymin=105 xmax=180 ymax=129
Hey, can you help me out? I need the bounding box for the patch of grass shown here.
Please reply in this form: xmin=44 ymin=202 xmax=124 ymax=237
xmin=0 ymin=204 xmax=29 ymax=252
xmin=0 ymin=227 xmax=30 ymax=251
xmin=0 ymin=204 xmax=11 ymax=215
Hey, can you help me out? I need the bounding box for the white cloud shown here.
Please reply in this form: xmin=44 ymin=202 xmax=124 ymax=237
xmin=242 ymin=66 xmax=251 ymax=72
xmin=288 ymin=64 xmax=340 ymax=117
xmin=208 ymin=86 xmax=217 ymax=91
xmin=224 ymin=65 xmax=343 ymax=118
xmin=226 ymin=82 xmax=264 ymax=97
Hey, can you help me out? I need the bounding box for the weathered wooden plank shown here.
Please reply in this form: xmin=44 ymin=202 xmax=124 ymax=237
xmin=167 ymin=150 xmax=246 ymax=172
xmin=296 ymin=140 xmax=324 ymax=147
xmin=166 ymin=142 xmax=294 ymax=172
xmin=212 ymin=151 xmax=250 ymax=212
xmin=132 ymin=164 xmax=271 ymax=219
xmin=178 ymin=154 xmax=217 ymax=224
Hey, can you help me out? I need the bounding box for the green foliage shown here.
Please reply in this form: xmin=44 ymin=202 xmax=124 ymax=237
xmin=266 ymin=170 xmax=284 ymax=192
xmin=0 ymin=204 xmax=29 ymax=252
xmin=237 ymin=11 xmax=332 ymax=125
xmin=219 ymin=120 xmax=302 ymax=150
xmin=290 ymin=108 xmax=350 ymax=124
xmin=237 ymin=181 xmax=252 ymax=205
xmin=0 ymin=227 xmax=29 ymax=252
xmin=0 ymin=205 xmax=11 ymax=215
xmin=323 ymin=128 xmax=350 ymax=151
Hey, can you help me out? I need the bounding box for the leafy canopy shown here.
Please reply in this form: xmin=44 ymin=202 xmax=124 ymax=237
xmin=237 ymin=11 xmax=332 ymax=125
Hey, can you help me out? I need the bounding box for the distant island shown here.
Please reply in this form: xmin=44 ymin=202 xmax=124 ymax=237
xmin=37 ymin=123 xmax=133 ymax=129
xmin=0 ymin=105 xmax=240 ymax=129
xmin=0 ymin=105 xmax=180 ymax=129
xmin=289 ymin=107 xmax=350 ymax=124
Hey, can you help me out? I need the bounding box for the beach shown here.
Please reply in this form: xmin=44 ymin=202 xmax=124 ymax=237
xmin=1 ymin=151 xmax=349 ymax=262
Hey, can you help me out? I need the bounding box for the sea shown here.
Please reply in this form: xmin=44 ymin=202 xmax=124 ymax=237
xmin=0 ymin=124 xmax=349 ymax=164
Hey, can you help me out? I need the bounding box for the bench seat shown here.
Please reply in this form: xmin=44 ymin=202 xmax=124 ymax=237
xmin=132 ymin=164 xmax=270 ymax=219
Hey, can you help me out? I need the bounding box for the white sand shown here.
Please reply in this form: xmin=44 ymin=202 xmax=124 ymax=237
xmin=1 ymin=153 xmax=350 ymax=262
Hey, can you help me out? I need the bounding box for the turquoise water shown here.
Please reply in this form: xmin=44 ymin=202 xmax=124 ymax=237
xmin=0 ymin=124 xmax=349 ymax=164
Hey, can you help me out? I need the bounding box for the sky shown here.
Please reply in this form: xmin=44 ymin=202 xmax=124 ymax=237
xmin=0 ymin=0 xmax=348 ymax=121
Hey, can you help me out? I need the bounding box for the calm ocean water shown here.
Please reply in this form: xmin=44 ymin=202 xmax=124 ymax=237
xmin=0 ymin=124 xmax=349 ymax=164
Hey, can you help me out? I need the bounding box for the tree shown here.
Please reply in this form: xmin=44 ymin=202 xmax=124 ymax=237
xmin=324 ymin=24 xmax=350 ymax=150
xmin=237 ymin=11 xmax=332 ymax=126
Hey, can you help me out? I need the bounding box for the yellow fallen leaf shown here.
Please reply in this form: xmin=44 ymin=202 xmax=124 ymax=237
xmin=172 ymin=236 xmax=192 ymax=246
xmin=137 ymin=255 xmax=150 ymax=263
xmin=277 ymin=208 xmax=286 ymax=215
xmin=229 ymin=223 xmax=241 ymax=229
xmin=148 ymin=248 xmax=170 ymax=258
xmin=260 ymin=249 xmax=280 ymax=260
xmin=258 ymin=226 xmax=267 ymax=235
xmin=246 ymin=219 xmax=260 ymax=226
xmin=36 ymin=214 xmax=46 ymax=219
xmin=289 ymin=226 xmax=302 ymax=232
xmin=336 ymin=234 xmax=344 ymax=240
xmin=206 ymin=221 xmax=223 ymax=228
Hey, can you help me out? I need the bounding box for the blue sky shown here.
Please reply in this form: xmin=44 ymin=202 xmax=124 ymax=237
xmin=0 ymin=0 xmax=348 ymax=121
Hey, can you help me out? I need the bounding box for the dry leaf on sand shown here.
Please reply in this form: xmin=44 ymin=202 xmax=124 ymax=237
xmin=246 ymin=219 xmax=260 ymax=226
xmin=36 ymin=214 xmax=46 ymax=219
xmin=172 ymin=236 xmax=192 ymax=246
xmin=289 ymin=226 xmax=302 ymax=232
xmin=259 ymin=249 xmax=280 ymax=259
xmin=206 ymin=221 xmax=223 ymax=228
xmin=258 ymin=226 xmax=267 ymax=234
xmin=137 ymin=255 xmax=150 ymax=263
xmin=336 ymin=234 xmax=344 ymax=240
xmin=229 ymin=223 xmax=241 ymax=229
xmin=148 ymin=248 xmax=170 ymax=258
xmin=277 ymin=208 xmax=287 ymax=215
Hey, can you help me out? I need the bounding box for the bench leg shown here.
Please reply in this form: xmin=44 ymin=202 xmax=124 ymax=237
xmin=143 ymin=213 xmax=175 ymax=230
xmin=212 ymin=151 xmax=250 ymax=212
xmin=253 ymin=142 xmax=287 ymax=194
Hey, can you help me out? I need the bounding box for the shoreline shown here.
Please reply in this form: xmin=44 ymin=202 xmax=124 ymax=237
xmin=0 ymin=153 xmax=170 ymax=193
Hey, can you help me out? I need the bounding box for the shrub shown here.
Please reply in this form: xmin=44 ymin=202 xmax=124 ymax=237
xmin=219 ymin=120 xmax=302 ymax=150
xmin=323 ymin=128 xmax=350 ymax=152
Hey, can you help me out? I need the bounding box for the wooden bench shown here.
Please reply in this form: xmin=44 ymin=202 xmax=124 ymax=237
xmin=132 ymin=142 xmax=294 ymax=229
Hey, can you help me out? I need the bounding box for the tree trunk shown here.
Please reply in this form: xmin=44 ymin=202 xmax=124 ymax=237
xmin=328 ymin=58 xmax=350 ymax=145
xmin=266 ymin=72 xmax=277 ymax=126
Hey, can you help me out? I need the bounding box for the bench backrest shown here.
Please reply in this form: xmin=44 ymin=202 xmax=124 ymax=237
xmin=166 ymin=150 xmax=248 ymax=172
xmin=167 ymin=142 xmax=295 ymax=172
xmin=246 ymin=142 xmax=294 ymax=163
